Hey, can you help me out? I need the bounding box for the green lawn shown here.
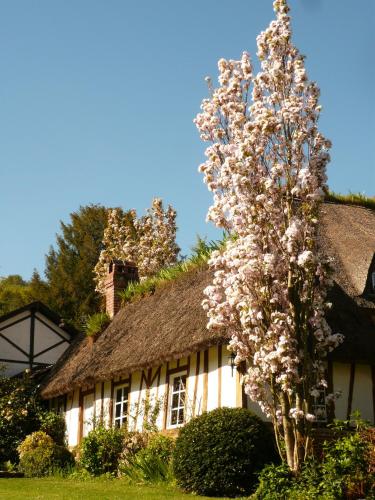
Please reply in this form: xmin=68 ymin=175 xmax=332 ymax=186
xmin=0 ymin=478 xmax=227 ymax=500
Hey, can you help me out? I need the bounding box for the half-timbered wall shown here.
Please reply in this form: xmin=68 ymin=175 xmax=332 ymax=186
xmin=333 ymin=361 xmax=374 ymax=422
xmin=62 ymin=345 xmax=242 ymax=445
xmin=0 ymin=308 xmax=71 ymax=377
xmin=59 ymin=349 xmax=375 ymax=447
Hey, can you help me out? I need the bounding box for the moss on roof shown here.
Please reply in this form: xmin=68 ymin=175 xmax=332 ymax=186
xmin=326 ymin=192 xmax=375 ymax=211
xmin=119 ymin=238 xmax=223 ymax=305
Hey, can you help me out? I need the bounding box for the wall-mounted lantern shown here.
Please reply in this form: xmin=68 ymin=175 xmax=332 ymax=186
xmin=228 ymin=352 xmax=236 ymax=376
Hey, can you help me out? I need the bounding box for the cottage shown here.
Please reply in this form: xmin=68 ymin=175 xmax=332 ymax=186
xmin=0 ymin=301 xmax=74 ymax=378
xmin=40 ymin=202 xmax=375 ymax=448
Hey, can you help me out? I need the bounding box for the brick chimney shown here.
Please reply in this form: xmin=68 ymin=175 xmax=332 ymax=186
xmin=104 ymin=260 xmax=139 ymax=318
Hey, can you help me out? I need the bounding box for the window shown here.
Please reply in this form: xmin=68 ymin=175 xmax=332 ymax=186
xmin=113 ymin=385 xmax=129 ymax=428
xmin=168 ymin=374 xmax=186 ymax=427
xmin=312 ymin=389 xmax=327 ymax=423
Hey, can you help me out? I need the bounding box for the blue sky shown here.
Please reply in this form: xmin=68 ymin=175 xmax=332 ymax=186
xmin=0 ymin=0 xmax=373 ymax=279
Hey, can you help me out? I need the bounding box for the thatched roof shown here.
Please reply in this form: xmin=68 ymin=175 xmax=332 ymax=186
xmin=41 ymin=203 xmax=375 ymax=399
xmin=41 ymin=268 xmax=226 ymax=398
xmin=319 ymin=203 xmax=375 ymax=363
xmin=320 ymin=203 xmax=375 ymax=307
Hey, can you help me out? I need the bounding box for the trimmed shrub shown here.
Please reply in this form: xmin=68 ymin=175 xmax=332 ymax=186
xmin=173 ymin=407 xmax=277 ymax=497
xmin=17 ymin=431 xmax=74 ymax=477
xmin=79 ymin=425 xmax=125 ymax=476
xmin=39 ymin=411 xmax=66 ymax=445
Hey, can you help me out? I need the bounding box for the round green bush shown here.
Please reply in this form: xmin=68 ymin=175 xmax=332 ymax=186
xmin=79 ymin=425 xmax=125 ymax=476
xmin=17 ymin=431 xmax=74 ymax=477
xmin=173 ymin=407 xmax=277 ymax=497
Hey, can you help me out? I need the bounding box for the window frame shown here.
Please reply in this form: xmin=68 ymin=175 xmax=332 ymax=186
xmin=167 ymin=372 xmax=187 ymax=429
xmin=113 ymin=383 xmax=130 ymax=428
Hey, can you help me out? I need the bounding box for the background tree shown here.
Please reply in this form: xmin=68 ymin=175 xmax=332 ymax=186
xmin=195 ymin=0 xmax=342 ymax=471
xmin=0 ymin=272 xmax=49 ymax=316
xmin=45 ymin=204 xmax=108 ymax=329
xmin=136 ymin=198 xmax=180 ymax=279
xmin=0 ymin=275 xmax=31 ymax=315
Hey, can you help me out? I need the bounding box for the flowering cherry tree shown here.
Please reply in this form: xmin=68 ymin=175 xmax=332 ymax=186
xmin=94 ymin=208 xmax=137 ymax=294
xmin=94 ymin=199 xmax=180 ymax=292
xmin=195 ymin=0 xmax=343 ymax=470
xmin=136 ymin=198 xmax=180 ymax=278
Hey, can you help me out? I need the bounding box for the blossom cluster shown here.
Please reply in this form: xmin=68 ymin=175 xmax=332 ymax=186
xmin=94 ymin=199 xmax=180 ymax=293
xmin=195 ymin=0 xmax=342 ymax=424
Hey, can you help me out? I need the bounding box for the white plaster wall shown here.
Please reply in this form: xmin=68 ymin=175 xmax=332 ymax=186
xmin=102 ymin=381 xmax=112 ymax=427
xmin=34 ymin=342 xmax=70 ymax=365
xmin=333 ymin=362 xmax=351 ymax=420
xmin=156 ymin=365 xmax=168 ymax=429
xmin=137 ymin=379 xmax=150 ymax=432
xmin=0 ymin=311 xmax=29 ymax=329
xmin=185 ymin=354 xmax=197 ymax=421
xmin=221 ymin=362 xmax=237 ymax=408
xmin=352 ymin=364 xmax=373 ymax=423
xmin=128 ymin=370 xmax=147 ymax=431
xmin=82 ymin=393 xmax=95 ymax=437
xmin=194 ymin=353 xmax=205 ymax=417
xmin=207 ymin=346 xmax=219 ymax=411
xmin=148 ymin=367 xmax=163 ymax=430
xmin=0 ymin=317 xmax=31 ymax=373
xmin=94 ymin=382 xmax=102 ymax=422
xmin=34 ymin=313 xmax=70 ymax=340
xmin=65 ymin=389 xmax=80 ymax=448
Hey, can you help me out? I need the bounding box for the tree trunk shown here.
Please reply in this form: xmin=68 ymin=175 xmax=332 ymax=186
xmin=281 ymin=394 xmax=296 ymax=470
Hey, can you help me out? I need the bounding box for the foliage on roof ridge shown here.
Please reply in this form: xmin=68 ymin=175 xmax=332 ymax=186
xmin=119 ymin=237 xmax=224 ymax=305
xmin=84 ymin=312 xmax=111 ymax=337
xmin=326 ymin=191 xmax=375 ymax=211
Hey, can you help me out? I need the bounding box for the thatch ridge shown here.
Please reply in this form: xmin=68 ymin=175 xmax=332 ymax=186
xmin=41 ymin=203 xmax=375 ymax=398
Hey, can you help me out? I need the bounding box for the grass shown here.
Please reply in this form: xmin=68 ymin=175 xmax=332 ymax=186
xmin=119 ymin=237 xmax=224 ymax=305
xmin=0 ymin=477 xmax=229 ymax=500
